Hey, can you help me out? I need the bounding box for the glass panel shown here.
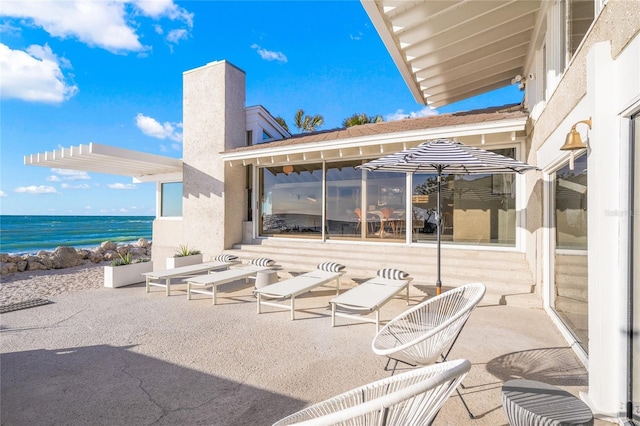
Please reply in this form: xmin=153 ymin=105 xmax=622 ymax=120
xmin=569 ymin=0 xmax=595 ymax=58
xmin=161 ymin=182 xmax=182 ymax=217
xmin=412 ymin=148 xmax=517 ymax=246
xmin=633 ymin=114 xmax=639 ymax=421
xmin=553 ymin=153 xmax=588 ymax=353
xmin=259 ymin=164 xmax=323 ymax=238
xmin=325 ymin=160 xmax=363 ymax=239
xmin=365 ymin=170 xmax=406 ymax=241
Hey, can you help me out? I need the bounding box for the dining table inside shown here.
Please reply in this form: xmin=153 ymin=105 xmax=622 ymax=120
xmin=367 ymin=208 xmax=406 ymax=238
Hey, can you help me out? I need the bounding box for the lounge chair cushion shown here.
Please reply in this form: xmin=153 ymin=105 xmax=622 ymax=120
xmin=214 ymin=254 xmax=238 ymax=262
xmin=317 ymin=262 xmax=346 ymax=272
xmin=377 ymin=268 xmax=409 ymax=280
xmin=250 ymin=257 xmax=275 ymax=267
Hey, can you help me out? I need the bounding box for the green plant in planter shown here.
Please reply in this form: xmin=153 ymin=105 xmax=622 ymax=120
xmin=111 ymin=251 xmax=133 ymax=267
xmin=110 ymin=251 xmax=151 ymax=266
xmin=174 ymin=244 xmax=201 ymax=258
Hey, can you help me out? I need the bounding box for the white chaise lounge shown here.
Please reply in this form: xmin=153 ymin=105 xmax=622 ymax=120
xmin=186 ymin=258 xmax=276 ymax=305
xmin=143 ymin=255 xmax=239 ymax=296
xmin=330 ymin=269 xmax=412 ymax=330
xmin=255 ymin=262 xmax=345 ymax=320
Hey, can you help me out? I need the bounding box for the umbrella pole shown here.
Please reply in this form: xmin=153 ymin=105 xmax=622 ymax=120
xmin=436 ymin=168 xmax=442 ymax=295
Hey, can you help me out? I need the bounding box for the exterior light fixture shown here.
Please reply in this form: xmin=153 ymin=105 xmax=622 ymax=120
xmin=282 ymin=165 xmax=294 ymax=175
xmin=560 ymin=118 xmax=591 ymax=170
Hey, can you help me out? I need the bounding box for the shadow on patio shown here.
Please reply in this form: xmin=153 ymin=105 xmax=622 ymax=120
xmin=1 ymin=344 xmax=306 ymax=425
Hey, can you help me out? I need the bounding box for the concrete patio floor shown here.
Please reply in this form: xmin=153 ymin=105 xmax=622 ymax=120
xmin=1 ymin=277 xmax=606 ymax=425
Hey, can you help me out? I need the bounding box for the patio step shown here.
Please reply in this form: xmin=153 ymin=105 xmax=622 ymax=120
xmin=226 ymin=239 xmax=540 ymax=308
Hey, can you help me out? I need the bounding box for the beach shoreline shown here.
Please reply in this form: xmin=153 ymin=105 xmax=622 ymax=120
xmin=0 ymin=239 xmax=151 ymax=276
xmin=0 ymin=262 xmax=106 ymax=306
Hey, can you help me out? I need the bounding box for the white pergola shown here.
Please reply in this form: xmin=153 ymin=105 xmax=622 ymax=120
xmin=361 ymin=0 xmax=542 ymax=107
xmin=24 ymin=143 xmax=183 ymax=182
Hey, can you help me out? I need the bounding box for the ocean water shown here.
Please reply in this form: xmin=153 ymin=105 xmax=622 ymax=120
xmin=0 ymin=215 xmax=154 ymax=255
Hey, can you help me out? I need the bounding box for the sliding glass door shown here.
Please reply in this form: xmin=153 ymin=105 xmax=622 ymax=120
xmin=552 ymin=153 xmax=588 ymax=353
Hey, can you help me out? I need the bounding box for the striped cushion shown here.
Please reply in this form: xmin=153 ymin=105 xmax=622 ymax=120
xmin=214 ymin=254 xmax=238 ymax=262
xmin=250 ymin=257 xmax=275 ymax=267
xmin=377 ymin=268 xmax=409 ymax=280
xmin=317 ymin=262 xmax=346 ymax=272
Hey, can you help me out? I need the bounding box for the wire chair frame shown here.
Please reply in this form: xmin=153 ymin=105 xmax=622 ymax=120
xmin=372 ymin=283 xmax=486 ymax=365
xmin=371 ymin=283 xmax=486 ymax=419
xmin=273 ymin=359 xmax=471 ymax=426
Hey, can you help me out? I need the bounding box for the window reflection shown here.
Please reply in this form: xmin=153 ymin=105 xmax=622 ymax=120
xmin=259 ymin=164 xmax=323 ymax=238
xmin=553 ymin=153 xmax=588 ymax=353
xmin=257 ymin=147 xmax=520 ymax=246
xmin=365 ymin=171 xmax=406 ymax=241
xmin=412 ymin=148 xmax=517 ymax=246
xmin=161 ymin=182 xmax=183 ymax=217
xmin=325 ymin=161 xmax=363 ymax=239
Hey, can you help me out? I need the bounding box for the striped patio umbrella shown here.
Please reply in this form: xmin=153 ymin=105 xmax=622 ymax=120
xmin=357 ymin=138 xmax=538 ymax=295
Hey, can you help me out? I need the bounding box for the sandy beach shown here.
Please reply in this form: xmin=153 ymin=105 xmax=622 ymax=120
xmin=0 ymin=263 xmax=105 ymax=306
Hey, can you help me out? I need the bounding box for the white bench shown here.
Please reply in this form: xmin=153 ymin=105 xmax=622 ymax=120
xmin=142 ymin=261 xmax=234 ymax=296
xmin=186 ymin=265 xmax=270 ymax=305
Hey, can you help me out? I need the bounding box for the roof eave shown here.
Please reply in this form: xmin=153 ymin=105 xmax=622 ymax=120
xmin=361 ymin=0 xmax=426 ymax=105
xmin=221 ymin=117 xmax=527 ymax=166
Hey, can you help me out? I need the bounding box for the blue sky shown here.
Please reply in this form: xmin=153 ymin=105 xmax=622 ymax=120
xmin=0 ymin=0 xmax=523 ymax=216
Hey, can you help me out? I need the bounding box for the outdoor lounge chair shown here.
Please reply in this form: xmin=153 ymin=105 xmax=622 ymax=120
xmin=330 ymin=268 xmax=413 ymax=330
xmin=143 ymin=255 xmax=240 ymax=296
xmin=255 ymin=262 xmax=345 ymax=320
xmin=273 ymin=359 xmax=471 ymax=426
xmin=186 ymin=258 xmax=277 ymax=305
xmin=371 ymin=282 xmax=486 ymax=418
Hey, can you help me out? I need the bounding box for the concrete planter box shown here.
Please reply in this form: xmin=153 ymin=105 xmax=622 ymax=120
xmin=166 ymin=253 xmax=203 ymax=269
xmin=104 ymin=261 xmax=153 ymax=288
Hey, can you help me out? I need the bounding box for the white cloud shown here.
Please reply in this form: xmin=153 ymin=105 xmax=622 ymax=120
xmin=46 ymin=175 xmax=61 ymax=182
xmin=85 ymin=205 xmax=92 ymax=210
xmin=385 ymin=106 xmax=439 ymax=121
xmin=166 ymin=28 xmax=188 ymax=44
xmin=119 ymin=207 xmax=130 ymax=213
xmin=0 ymin=43 xmax=78 ymax=103
xmin=350 ymin=32 xmax=363 ymax=41
xmin=133 ymin=0 xmax=193 ymax=27
xmin=0 ymin=190 xmax=7 ymax=197
xmin=251 ymin=44 xmax=287 ymax=63
xmin=61 ymin=183 xmax=90 ymax=189
xmin=135 ymin=113 xmax=182 ymax=142
xmin=51 ymin=168 xmax=90 ymax=180
xmin=0 ymin=1 xmax=194 ymax=53
xmin=108 ymin=183 xmax=137 ymax=190
xmin=0 ymin=1 xmax=144 ymax=53
xmin=14 ymin=185 xmax=58 ymax=194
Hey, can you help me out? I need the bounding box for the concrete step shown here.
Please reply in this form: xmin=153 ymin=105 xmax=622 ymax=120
xmin=225 ymin=239 xmax=539 ymax=308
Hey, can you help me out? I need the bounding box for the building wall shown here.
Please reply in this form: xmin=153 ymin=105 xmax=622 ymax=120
xmin=181 ymin=60 xmax=246 ymax=260
xmin=151 ymin=218 xmax=183 ymax=265
xmin=530 ymin=0 xmax=640 ymax=418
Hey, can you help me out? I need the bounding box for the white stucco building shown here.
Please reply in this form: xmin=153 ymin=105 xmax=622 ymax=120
xmin=25 ymin=1 xmax=640 ymax=423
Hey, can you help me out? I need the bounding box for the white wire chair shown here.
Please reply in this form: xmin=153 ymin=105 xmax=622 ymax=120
xmin=371 ymin=283 xmax=486 ymax=418
xmin=273 ymin=359 xmax=471 ymax=426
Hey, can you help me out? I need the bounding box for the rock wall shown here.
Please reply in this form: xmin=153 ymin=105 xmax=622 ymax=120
xmin=0 ymin=238 xmax=152 ymax=276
